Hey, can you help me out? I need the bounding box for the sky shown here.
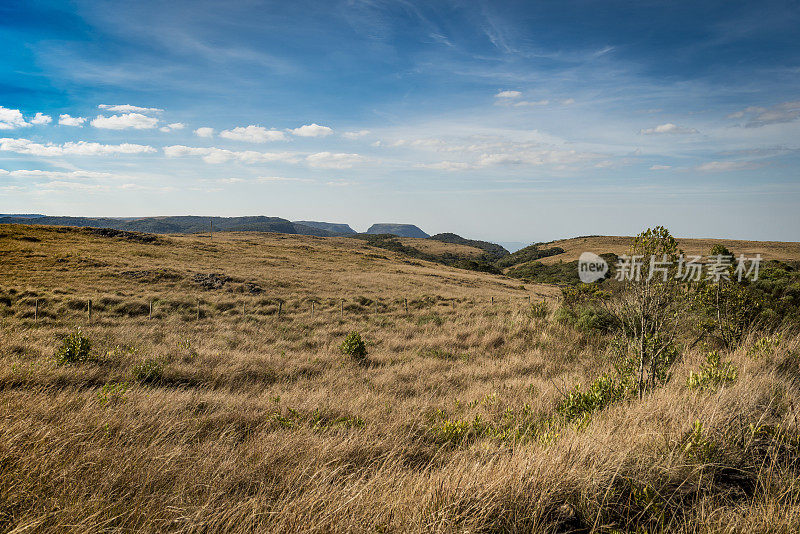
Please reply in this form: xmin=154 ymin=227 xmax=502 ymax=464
xmin=1 ymin=0 xmax=799 ymax=243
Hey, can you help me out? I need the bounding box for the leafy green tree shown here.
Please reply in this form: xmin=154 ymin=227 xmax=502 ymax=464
xmin=610 ymin=226 xmax=683 ymax=397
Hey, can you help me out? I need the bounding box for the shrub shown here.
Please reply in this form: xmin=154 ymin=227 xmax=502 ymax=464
xmin=556 ymin=373 xmax=628 ymax=422
xmin=55 ymin=329 xmax=92 ymax=364
xmin=97 ymin=381 xmax=130 ymax=406
xmin=529 ymin=301 xmax=549 ymax=319
xmin=131 ymin=358 xmax=164 ymax=384
xmin=340 ymin=332 xmax=367 ymax=360
xmin=687 ymin=351 xmax=738 ymax=391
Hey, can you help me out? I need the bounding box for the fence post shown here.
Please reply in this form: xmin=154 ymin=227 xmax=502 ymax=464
xmin=87 ymin=299 xmax=92 ymax=321
xmin=278 ymin=301 xmax=282 ymax=318
xmin=311 ymin=301 xmax=314 ymax=320
xmin=149 ymin=300 xmax=152 ymax=319
xmin=196 ymin=299 xmax=200 ymax=320
xmin=34 ymin=299 xmax=38 ymax=322
xmin=341 ymin=299 xmax=344 ymax=319
xmin=491 ymin=296 xmax=494 ymax=305
xmin=242 ymin=301 xmax=246 ymax=317
xmin=404 ymin=298 xmax=408 ymax=313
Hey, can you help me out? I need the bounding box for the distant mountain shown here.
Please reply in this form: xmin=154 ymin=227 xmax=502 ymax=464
xmin=366 ymin=223 xmax=429 ymax=238
xmin=0 ymin=214 xmax=45 ymax=219
xmin=495 ymin=241 xmax=529 ymax=253
xmin=428 ymin=233 xmax=509 ymax=261
xmin=293 ymin=221 xmax=356 ymax=235
xmin=0 ymin=215 xmax=340 ymax=237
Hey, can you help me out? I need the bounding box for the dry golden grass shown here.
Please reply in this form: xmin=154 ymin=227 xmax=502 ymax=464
xmin=394 ymin=237 xmax=487 ymax=259
xmin=1 ymin=224 xmax=800 ymax=532
xmin=538 ymin=235 xmax=800 ymax=264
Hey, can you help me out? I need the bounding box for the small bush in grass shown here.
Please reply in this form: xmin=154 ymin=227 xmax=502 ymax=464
xmin=687 ymin=351 xmax=737 ymax=391
xmin=556 ymin=373 xmax=628 ymax=422
xmin=340 ymin=332 xmax=367 ymax=360
xmin=97 ymin=381 xmax=130 ymax=406
xmin=529 ymin=301 xmax=549 ymax=319
xmin=131 ymin=358 xmax=164 ymax=384
xmin=55 ymin=329 xmax=91 ymax=364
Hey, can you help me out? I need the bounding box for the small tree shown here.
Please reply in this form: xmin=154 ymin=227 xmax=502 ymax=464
xmin=609 ymin=227 xmax=682 ymax=397
xmin=340 ymin=332 xmax=367 ymax=360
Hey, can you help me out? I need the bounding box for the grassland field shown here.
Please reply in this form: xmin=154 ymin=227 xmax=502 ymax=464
xmin=2 ymin=223 xmax=800 ymax=533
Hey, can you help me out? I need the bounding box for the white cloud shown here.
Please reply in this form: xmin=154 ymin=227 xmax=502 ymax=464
xmin=0 ymin=107 xmax=30 ymax=129
xmin=561 ymin=98 xmax=575 ymax=105
xmin=58 ymin=114 xmax=86 ymax=126
xmin=728 ymin=101 xmax=800 ymax=128
xmin=290 ymin=123 xmax=333 ymax=137
xmin=415 ymin=161 xmax=472 ymax=171
xmin=306 ymin=152 xmax=365 ymax=169
xmin=650 ymin=165 xmax=672 ymax=170
xmin=513 ymin=100 xmax=549 ymax=107
xmin=495 ymin=90 xmax=521 ymax=99
xmin=194 ymin=127 xmax=214 ymax=138
xmin=91 ymin=113 xmax=159 ymax=130
xmin=219 ymin=177 xmax=246 ymax=183
xmin=696 ymin=160 xmax=761 ymax=172
xmin=98 ymin=104 xmax=163 ymax=114
xmin=0 ymin=169 xmax=112 ymax=179
xmin=163 ymin=145 xmax=301 ymax=164
xmin=0 ymin=137 xmax=156 ymax=156
xmin=326 ymin=180 xmax=357 ymax=186
xmin=159 ymin=122 xmax=185 ymax=132
xmin=342 ymin=130 xmax=370 ymax=139
xmin=256 ymin=176 xmax=313 ymax=183
xmin=31 ymin=113 xmax=52 ymax=125
xmin=640 ymin=123 xmax=698 ymax=135
xmin=41 ymin=180 xmax=109 ymax=192
xmin=594 ymin=160 xmax=614 ymax=168
xmin=220 ymin=125 xmax=287 ymax=142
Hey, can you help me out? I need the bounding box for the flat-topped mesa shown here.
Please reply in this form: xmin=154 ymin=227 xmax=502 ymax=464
xmin=293 ymin=221 xmax=357 ymax=235
xmin=366 ymin=223 xmax=429 ymax=238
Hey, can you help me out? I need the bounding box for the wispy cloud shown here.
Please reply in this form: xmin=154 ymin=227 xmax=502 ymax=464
xmin=159 ymin=122 xmax=185 ymax=132
xmin=306 ymin=152 xmax=365 ymax=168
xmin=342 ymin=130 xmax=370 ymax=139
xmin=696 ymin=160 xmax=763 ymax=172
xmin=98 ymin=104 xmax=163 ymax=114
xmin=728 ymin=101 xmax=800 ymax=128
xmin=494 ymin=90 xmax=521 ymax=99
xmin=0 ymin=169 xmax=112 ymax=179
xmin=256 ymin=176 xmax=313 ymax=183
xmin=0 ymin=138 xmax=156 ymax=156
xmin=640 ymin=123 xmax=698 ymax=135
xmin=513 ymin=99 xmax=549 ymax=107
xmin=163 ymin=145 xmax=301 ymax=164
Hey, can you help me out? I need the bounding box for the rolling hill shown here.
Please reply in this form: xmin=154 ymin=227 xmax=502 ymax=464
xmin=366 ymin=223 xmax=429 ymax=238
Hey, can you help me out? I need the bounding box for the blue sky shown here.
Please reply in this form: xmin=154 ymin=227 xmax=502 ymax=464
xmin=1 ymin=0 xmax=799 ymax=242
